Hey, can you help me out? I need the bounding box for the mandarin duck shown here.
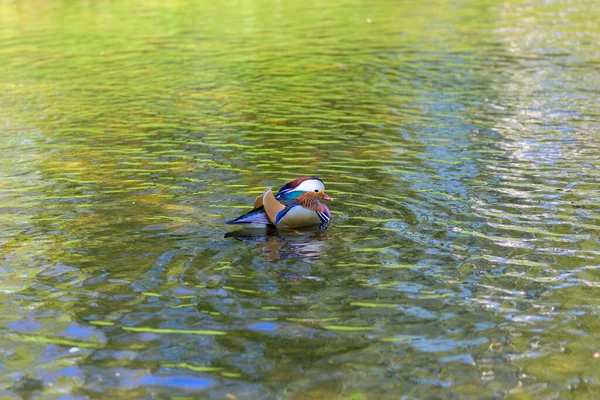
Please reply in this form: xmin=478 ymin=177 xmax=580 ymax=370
xmin=226 ymin=177 xmax=333 ymax=228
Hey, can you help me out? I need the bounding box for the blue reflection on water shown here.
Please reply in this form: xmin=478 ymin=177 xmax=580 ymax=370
xmin=139 ymin=375 xmax=213 ymax=390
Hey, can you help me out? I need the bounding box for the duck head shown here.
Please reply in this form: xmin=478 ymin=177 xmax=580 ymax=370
xmin=276 ymin=176 xmax=333 ymax=201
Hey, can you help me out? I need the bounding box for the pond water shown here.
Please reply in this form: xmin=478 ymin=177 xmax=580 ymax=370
xmin=1 ymin=0 xmax=599 ymax=398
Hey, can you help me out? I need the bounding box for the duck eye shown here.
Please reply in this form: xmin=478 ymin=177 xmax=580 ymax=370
xmin=314 ymin=189 xmax=319 ymax=192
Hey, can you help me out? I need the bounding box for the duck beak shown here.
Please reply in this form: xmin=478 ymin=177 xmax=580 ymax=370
xmin=322 ymin=193 xmax=333 ymax=201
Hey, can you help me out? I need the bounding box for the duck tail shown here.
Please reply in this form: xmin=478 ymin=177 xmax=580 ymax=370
xmin=226 ymin=206 xmax=273 ymax=225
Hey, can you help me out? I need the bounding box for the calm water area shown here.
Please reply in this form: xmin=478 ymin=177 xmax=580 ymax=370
xmin=1 ymin=0 xmax=599 ymax=398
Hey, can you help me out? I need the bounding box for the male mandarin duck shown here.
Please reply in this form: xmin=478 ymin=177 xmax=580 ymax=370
xmin=226 ymin=177 xmax=333 ymax=229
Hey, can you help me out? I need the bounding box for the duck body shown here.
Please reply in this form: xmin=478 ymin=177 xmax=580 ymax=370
xmin=226 ymin=177 xmax=332 ymax=229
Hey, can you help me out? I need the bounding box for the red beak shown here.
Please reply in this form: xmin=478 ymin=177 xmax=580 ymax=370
xmin=322 ymin=193 xmax=333 ymax=201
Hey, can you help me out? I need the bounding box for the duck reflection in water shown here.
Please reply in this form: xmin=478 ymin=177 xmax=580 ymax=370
xmin=224 ymin=224 xmax=329 ymax=262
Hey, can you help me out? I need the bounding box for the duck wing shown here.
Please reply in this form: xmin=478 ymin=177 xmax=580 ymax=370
xmin=227 ymin=190 xmax=292 ymax=226
xmin=262 ymin=189 xmax=286 ymax=224
xmin=253 ymin=193 xmax=264 ymax=209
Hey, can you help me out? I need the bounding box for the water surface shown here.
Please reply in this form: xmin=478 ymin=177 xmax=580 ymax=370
xmin=1 ymin=0 xmax=600 ymax=398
